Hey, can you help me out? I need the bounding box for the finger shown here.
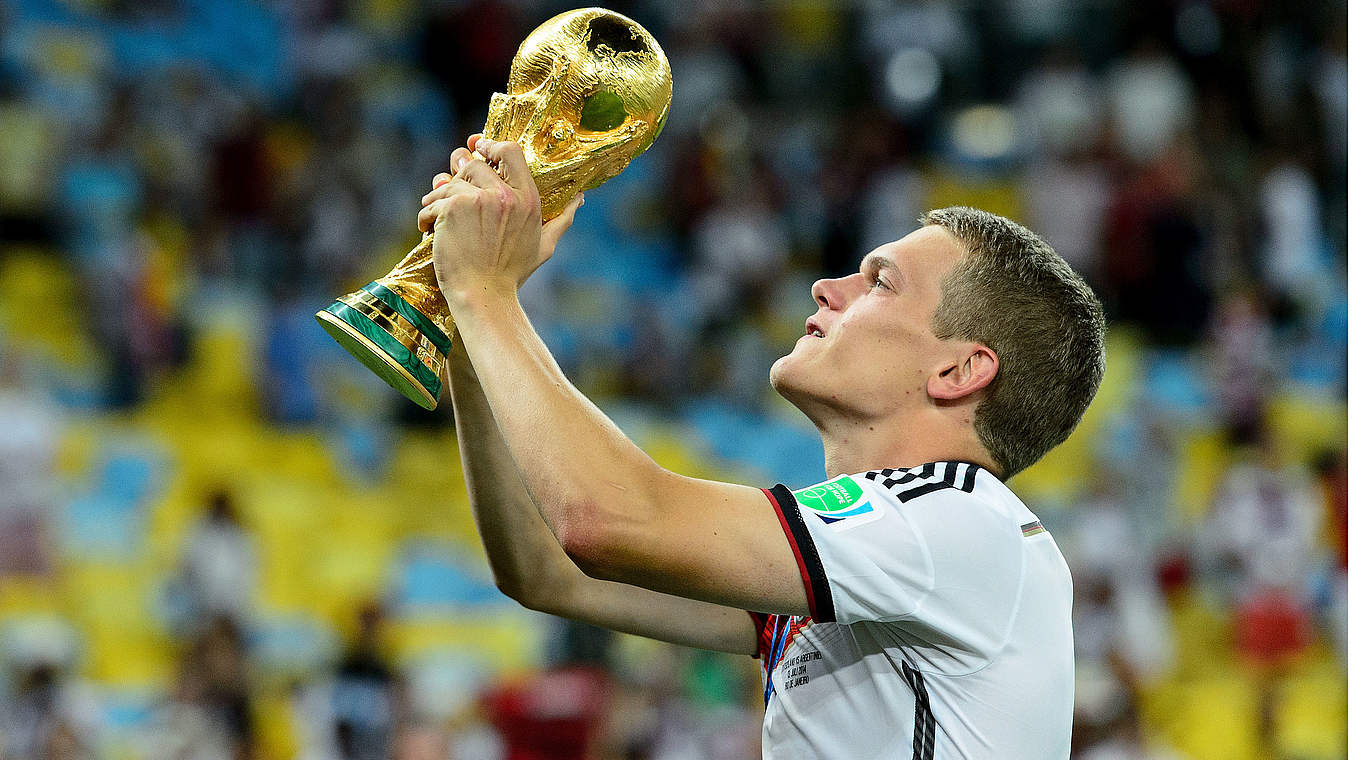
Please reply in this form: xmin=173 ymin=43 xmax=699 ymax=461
xmin=448 ymin=145 xmax=481 ymax=176
xmin=416 ymin=186 xmax=473 ymax=232
xmin=451 ymin=147 xmax=474 ymax=170
xmin=421 ymin=175 xmax=477 ymax=207
xmin=424 ymin=173 xmax=453 ymax=205
xmin=540 ymin=192 xmax=584 ymax=250
xmin=474 ymin=136 xmax=534 ymax=191
xmin=417 ymin=199 xmax=443 ymax=233
xmin=457 ymin=154 xmax=507 ymax=191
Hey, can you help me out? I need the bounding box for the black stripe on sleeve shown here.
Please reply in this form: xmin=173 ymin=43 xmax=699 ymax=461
xmin=902 ymin=660 xmax=937 ymax=760
xmin=769 ymin=484 xmax=837 ymax=623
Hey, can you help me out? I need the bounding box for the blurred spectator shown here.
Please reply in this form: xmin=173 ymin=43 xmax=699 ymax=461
xmin=1102 ymin=139 xmax=1212 ymax=343
xmin=0 ymin=664 xmax=98 ymax=760
xmin=1076 ymin=700 xmax=1185 ymax=760
xmin=1068 ymin=470 xmax=1176 ymax=759
xmin=332 ymin=603 xmax=404 ymax=760
xmin=482 ymin=665 xmax=613 ymax=760
xmin=1258 ymin=158 xmax=1331 ymax=312
xmin=1106 ymin=38 xmax=1194 ymax=164
xmin=177 ymin=489 xmax=258 ymax=629
xmin=1068 ymin=472 xmax=1175 ymax=685
xmin=0 ymin=347 xmax=61 ymax=575
xmin=1208 ymin=289 xmax=1277 ymax=428
xmin=1197 ymin=422 xmax=1323 ymax=618
xmin=148 ymin=616 xmax=254 ymax=760
xmin=0 ymin=620 xmax=98 ymax=760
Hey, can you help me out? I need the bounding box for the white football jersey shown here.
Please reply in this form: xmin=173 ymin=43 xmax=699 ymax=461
xmin=751 ymin=461 xmax=1074 ymax=759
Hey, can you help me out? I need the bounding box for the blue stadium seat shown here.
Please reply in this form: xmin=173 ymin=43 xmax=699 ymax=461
xmin=390 ymin=542 xmax=507 ymax=612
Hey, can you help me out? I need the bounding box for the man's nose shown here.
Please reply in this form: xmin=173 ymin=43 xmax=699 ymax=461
xmin=811 ymin=273 xmax=860 ymax=310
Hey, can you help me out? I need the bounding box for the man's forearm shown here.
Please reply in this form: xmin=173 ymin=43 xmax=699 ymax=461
xmin=447 ymin=290 xmax=663 ymax=558
xmin=447 ymin=348 xmax=586 ymax=606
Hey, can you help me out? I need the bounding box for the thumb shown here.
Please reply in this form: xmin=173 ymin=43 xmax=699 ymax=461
xmin=540 ymin=192 xmax=585 ymax=251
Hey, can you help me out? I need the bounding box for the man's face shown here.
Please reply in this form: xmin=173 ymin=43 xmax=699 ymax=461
xmin=770 ymin=225 xmax=968 ymax=421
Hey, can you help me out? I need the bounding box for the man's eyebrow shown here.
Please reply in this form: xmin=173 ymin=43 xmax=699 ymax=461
xmin=859 ymin=254 xmax=900 ymax=276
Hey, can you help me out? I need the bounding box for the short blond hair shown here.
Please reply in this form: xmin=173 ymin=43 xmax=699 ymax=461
xmin=922 ymin=207 xmax=1106 ymax=480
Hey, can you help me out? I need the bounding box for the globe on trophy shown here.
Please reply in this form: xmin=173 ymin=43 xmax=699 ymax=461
xmin=316 ymin=8 xmax=672 ymax=409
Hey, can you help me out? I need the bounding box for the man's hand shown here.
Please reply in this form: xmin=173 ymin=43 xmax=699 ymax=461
xmin=417 ymin=135 xmax=582 ymax=309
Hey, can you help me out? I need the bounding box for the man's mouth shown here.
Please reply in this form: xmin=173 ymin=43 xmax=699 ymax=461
xmin=805 ymin=318 xmax=826 ymax=338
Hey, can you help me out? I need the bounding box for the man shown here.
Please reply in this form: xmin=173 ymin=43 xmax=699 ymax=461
xmin=419 ymin=133 xmax=1106 ymax=758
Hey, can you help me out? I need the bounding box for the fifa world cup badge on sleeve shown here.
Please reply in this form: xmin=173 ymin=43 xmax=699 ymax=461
xmin=316 ymin=8 xmax=672 ymax=409
xmin=794 ymin=475 xmax=880 ymax=528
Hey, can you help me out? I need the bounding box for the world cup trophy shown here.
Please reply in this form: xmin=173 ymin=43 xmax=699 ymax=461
xmin=316 ymin=8 xmax=671 ymax=409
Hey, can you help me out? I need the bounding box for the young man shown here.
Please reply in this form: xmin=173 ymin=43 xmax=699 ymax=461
xmin=419 ymin=134 xmax=1106 ymax=759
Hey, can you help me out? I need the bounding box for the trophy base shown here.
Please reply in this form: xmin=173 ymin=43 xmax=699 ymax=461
xmin=315 ymin=282 xmax=452 ymax=410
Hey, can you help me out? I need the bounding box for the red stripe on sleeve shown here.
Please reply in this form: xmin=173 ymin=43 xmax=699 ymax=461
xmin=747 ymin=611 xmax=770 ymax=659
xmin=763 ymin=487 xmax=822 ymax=621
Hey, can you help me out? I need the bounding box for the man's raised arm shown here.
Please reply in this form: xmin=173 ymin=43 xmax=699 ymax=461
xmin=422 ymin=138 xmax=818 ymax=620
xmin=446 ymin=342 xmax=760 ymax=655
xmin=428 ymin=161 xmax=761 ymax=655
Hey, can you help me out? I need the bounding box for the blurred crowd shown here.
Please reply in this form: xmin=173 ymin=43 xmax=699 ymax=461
xmin=0 ymin=0 xmax=1347 ymax=758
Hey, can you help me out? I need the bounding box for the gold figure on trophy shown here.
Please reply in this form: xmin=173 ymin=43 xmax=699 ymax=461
xmin=317 ymin=8 xmax=671 ymax=409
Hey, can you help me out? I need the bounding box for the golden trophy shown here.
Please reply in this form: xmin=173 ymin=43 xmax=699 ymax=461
xmin=317 ymin=8 xmax=671 ymax=409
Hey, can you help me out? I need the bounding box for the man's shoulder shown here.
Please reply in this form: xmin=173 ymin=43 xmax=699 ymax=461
xmin=857 ymin=460 xmax=989 ymax=507
xmin=787 ymin=461 xmax=1019 ymax=534
xmin=864 ymin=462 xmax=1029 ymax=536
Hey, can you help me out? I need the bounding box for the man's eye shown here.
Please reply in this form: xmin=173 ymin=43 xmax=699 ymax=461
xmin=871 ymin=276 xmax=889 ymax=290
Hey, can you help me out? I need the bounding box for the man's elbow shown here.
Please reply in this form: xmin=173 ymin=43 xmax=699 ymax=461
xmin=491 ymin=574 xmax=535 ymax=608
xmin=493 ymin=569 xmax=577 ymax=616
xmin=552 ymin=500 xmax=631 ymax=582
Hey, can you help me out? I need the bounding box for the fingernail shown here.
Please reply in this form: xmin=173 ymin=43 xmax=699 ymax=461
xmin=455 ymin=156 xmax=467 ymax=170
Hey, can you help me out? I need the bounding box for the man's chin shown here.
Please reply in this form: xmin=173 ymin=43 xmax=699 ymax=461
xmin=770 ymin=356 xmax=810 ymax=406
xmin=769 ymin=353 xmax=795 ymax=391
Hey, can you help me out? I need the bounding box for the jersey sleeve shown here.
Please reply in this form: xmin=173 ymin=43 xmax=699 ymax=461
xmin=764 ymin=468 xmax=1023 ymax=646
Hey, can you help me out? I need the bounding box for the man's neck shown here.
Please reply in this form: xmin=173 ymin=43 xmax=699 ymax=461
xmin=814 ymin=407 xmax=993 ymax=480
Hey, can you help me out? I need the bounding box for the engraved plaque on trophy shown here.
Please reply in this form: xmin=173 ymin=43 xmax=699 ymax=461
xmin=317 ymin=8 xmax=671 ymax=409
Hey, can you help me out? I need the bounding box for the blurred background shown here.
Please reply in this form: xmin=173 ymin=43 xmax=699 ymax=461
xmin=0 ymin=0 xmax=1347 ymax=758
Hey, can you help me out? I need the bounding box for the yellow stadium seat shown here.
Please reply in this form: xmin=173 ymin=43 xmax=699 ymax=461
xmin=54 ymin=421 xmax=102 ymax=479
xmin=0 ymin=248 xmax=98 ymax=369
xmin=82 ymin=627 xmax=176 ymax=688
xmin=58 ymin=562 xmax=174 ymax=688
xmin=178 ymin=327 xmax=260 ymax=415
xmin=1165 ymin=591 xmax=1234 ymax=679
xmin=924 ymin=171 xmax=1025 ymax=227
xmin=386 ymin=611 xmax=546 ymax=676
xmin=385 ymin=430 xmax=475 ymax=542
xmin=0 ymin=575 xmax=61 ymax=619
xmin=252 ymin=687 xmax=302 ymax=760
xmin=1144 ymin=672 xmax=1260 ymax=760
xmin=1266 ymin=393 xmax=1346 ymax=468
xmin=1173 ymin=429 xmax=1232 ymax=526
xmin=775 ymin=1 xmax=843 ymax=50
xmin=1274 ymin=648 xmax=1346 ymax=760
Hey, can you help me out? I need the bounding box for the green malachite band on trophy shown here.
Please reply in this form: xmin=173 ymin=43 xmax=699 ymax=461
xmin=319 ymin=301 xmax=443 ymax=409
xmin=360 ymin=282 xmax=453 ymax=354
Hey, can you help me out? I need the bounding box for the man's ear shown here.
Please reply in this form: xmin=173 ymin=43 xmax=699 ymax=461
xmin=926 ymin=344 xmax=998 ymax=402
